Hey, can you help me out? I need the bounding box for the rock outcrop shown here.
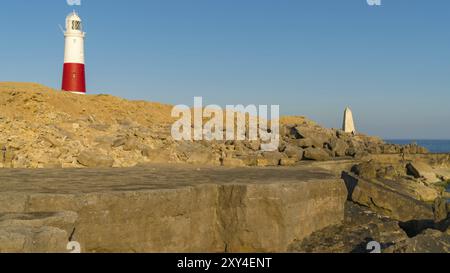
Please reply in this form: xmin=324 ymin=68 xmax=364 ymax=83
xmin=290 ymin=202 xmax=409 ymax=253
xmin=0 ymin=164 xmax=347 ymax=253
xmin=0 ymin=211 xmax=78 ymax=253
xmin=385 ymin=229 xmax=450 ymax=253
xmin=0 ymin=83 xmax=431 ymax=169
xmin=341 ymin=172 xmax=434 ymax=222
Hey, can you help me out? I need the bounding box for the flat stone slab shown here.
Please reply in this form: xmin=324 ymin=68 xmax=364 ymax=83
xmin=0 ymin=164 xmax=337 ymax=193
xmin=0 ymin=164 xmax=347 ymax=253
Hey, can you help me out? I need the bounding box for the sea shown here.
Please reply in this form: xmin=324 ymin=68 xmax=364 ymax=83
xmin=385 ymin=139 xmax=450 ymax=193
xmin=385 ymin=139 xmax=450 ymax=154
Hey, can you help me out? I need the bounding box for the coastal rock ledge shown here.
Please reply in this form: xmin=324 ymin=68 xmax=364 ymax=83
xmin=0 ymin=164 xmax=347 ymax=253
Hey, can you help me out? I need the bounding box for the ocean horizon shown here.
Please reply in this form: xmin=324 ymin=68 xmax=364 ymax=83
xmin=385 ymin=139 xmax=450 ymax=154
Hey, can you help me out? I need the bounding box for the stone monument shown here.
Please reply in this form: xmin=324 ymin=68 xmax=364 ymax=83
xmin=343 ymin=107 xmax=356 ymax=134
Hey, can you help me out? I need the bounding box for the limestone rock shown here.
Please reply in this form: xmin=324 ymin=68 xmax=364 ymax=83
xmin=386 ymin=229 xmax=450 ymax=253
xmin=342 ymin=172 xmax=434 ymax=222
xmin=0 ymin=226 xmax=68 ymax=253
xmin=280 ymin=157 xmax=298 ymax=166
xmin=351 ymin=161 xmax=406 ymax=180
xmin=296 ymin=138 xmax=314 ymax=148
xmin=411 ymin=183 xmax=440 ymax=203
xmin=303 ymin=148 xmax=331 ymax=161
xmin=291 ymin=127 xmax=329 ymax=148
xmin=406 ymin=162 xmax=439 ymax=183
xmin=256 ymin=152 xmax=283 ymax=167
xmin=0 ymin=211 xmax=78 ymax=253
xmin=0 ymin=165 xmax=347 ymax=253
xmin=235 ymin=154 xmax=258 ymax=167
xmin=290 ymin=202 xmax=409 ymax=253
xmin=328 ymin=138 xmax=349 ymax=157
xmin=351 ymin=161 xmax=379 ymax=179
xmin=283 ymin=145 xmax=304 ymax=161
xmin=221 ymin=157 xmax=246 ymax=167
xmin=77 ymin=150 xmax=114 ymax=168
xmin=433 ymin=198 xmax=449 ymax=223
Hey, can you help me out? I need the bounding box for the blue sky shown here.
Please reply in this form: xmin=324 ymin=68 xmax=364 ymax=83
xmin=0 ymin=0 xmax=449 ymax=139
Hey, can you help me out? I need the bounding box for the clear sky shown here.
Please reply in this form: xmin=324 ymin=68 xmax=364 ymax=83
xmin=0 ymin=0 xmax=449 ymax=139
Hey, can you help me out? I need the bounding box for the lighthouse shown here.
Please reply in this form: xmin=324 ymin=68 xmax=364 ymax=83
xmin=62 ymin=11 xmax=86 ymax=94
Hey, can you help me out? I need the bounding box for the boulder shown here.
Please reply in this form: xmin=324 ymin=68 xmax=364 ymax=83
xmin=291 ymin=127 xmax=329 ymax=148
xmin=0 ymin=211 xmax=78 ymax=253
xmin=351 ymin=161 xmax=379 ymax=179
xmin=221 ymin=157 xmax=246 ymax=167
xmin=235 ymin=154 xmax=258 ymax=167
xmin=376 ymin=165 xmax=399 ymax=179
xmin=328 ymin=139 xmax=349 ymax=157
xmin=303 ymin=148 xmax=331 ymax=161
xmin=256 ymin=152 xmax=283 ymax=167
xmin=406 ymin=162 xmax=439 ymax=183
xmin=283 ymin=145 xmax=304 ymax=161
xmin=411 ymin=183 xmax=440 ymax=203
xmin=77 ymin=150 xmax=114 ymax=168
xmin=351 ymin=161 xmax=404 ymax=180
xmin=296 ymin=138 xmax=314 ymax=148
xmin=0 ymin=226 xmax=68 ymax=253
xmin=280 ymin=157 xmax=298 ymax=166
xmin=290 ymin=202 xmax=409 ymax=253
xmin=433 ymin=197 xmax=448 ymax=223
xmin=385 ymin=229 xmax=450 ymax=253
xmin=342 ymin=172 xmax=434 ymax=222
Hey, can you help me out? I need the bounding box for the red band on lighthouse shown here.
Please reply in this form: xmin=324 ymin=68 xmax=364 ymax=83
xmin=62 ymin=63 xmax=86 ymax=93
xmin=62 ymin=11 xmax=86 ymax=94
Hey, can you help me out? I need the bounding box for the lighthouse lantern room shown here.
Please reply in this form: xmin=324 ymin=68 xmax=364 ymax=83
xmin=62 ymin=11 xmax=86 ymax=94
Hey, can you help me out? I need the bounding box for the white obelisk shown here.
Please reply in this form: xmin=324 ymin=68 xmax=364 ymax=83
xmin=343 ymin=107 xmax=356 ymax=134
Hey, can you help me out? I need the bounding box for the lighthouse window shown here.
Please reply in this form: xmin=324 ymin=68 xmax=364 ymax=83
xmin=72 ymin=21 xmax=81 ymax=30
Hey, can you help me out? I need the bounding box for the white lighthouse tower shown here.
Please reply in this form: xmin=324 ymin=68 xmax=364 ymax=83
xmin=62 ymin=11 xmax=86 ymax=94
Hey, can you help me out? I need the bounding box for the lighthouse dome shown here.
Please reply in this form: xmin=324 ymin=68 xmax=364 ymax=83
xmin=65 ymin=11 xmax=83 ymax=33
